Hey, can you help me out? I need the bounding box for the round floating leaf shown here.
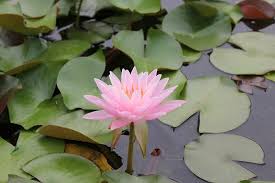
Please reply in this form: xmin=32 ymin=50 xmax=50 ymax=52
xmin=23 ymin=153 xmax=177 ymax=183
xmin=241 ymin=181 xmax=275 ymax=183
xmin=160 ymin=70 xmax=187 ymax=100
xmin=19 ymin=0 xmax=55 ymax=18
xmin=108 ymin=0 xmax=161 ymax=14
xmin=38 ymin=110 xmax=113 ymax=144
xmin=265 ymin=71 xmax=275 ymax=81
xmin=160 ymin=76 xmax=251 ymax=133
xmin=162 ymin=1 xmax=232 ymax=51
xmin=0 ymin=75 xmax=21 ymax=113
xmin=210 ymin=32 xmax=275 ymax=75
xmin=23 ymin=154 xmax=101 ymax=183
xmin=181 ymin=45 xmax=202 ymax=64
xmin=57 ymin=50 xmax=105 ymax=110
xmin=113 ymin=29 xmax=184 ymax=72
xmin=79 ymin=0 xmax=112 ymax=17
xmin=8 ymin=175 xmax=39 ymax=183
xmin=0 ymin=38 xmax=47 ymax=72
xmin=184 ymin=134 xmax=264 ymax=183
xmin=21 ymin=95 xmax=68 ymax=129
xmin=0 ymin=131 xmax=64 ymax=182
xmin=0 ymin=2 xmax=57 ymax=35
xmin=8 ymin=63 xmax=63 ymax=126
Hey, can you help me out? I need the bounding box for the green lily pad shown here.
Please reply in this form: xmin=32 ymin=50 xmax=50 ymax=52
xmin=8 ymin=63 xmax=63 ymax=126
xmin=21 ymin=95 xmax=68 ymax=130
xmin=186 ymin=0 xmax=243 ymax=23
xmin=0 ymin=75 xmax=21 ymax=114
xmin=0 ymin=38 xmax=47 ymax=72
xmin=265 ymin=71 xmax=275 ymax=82
xmin=57 ymin=50 xmax=105 ymax=110
xmin=160 ymin=70 xmax=187 ymax=100
xmin=23 ymin=153 xmax=177 ymax=183
xmin=241 ymin=181 xmax=275 ymax=183
xmin=184 ymin=134 xmax=264 ymax=183
xmin=108 ymin=0 xmax=161 ymax=14
xmin=19 ymin=0 xmax=55 ymax=18
xmin=159 ymin=76 xmax=251 ymax=133
xmin=57 ymin=0 xmax=75 ymax=16
xmin=181 ymin=45 xmax=202 ymax=64
xmin=79 ymin=0 xmax=112 ymax=17
xmin=210 ymin=32 xmax=275 ymax=75
xmin=0 ymin=2 xmax=57 ymax=35
xmin=113 ymin=29 xmax=184 ymax=72
xmin=38 ymin=110 xmax=113 ymax=144
xmin=8 ymin=175 xmax=39 ymax=183
xmin=0 ymin=131 xmax=64 ymax=183
xmin=5 ymin=39 xmax=90 ymax=75
xmin=68 ymin=22 xmax=113 ymax=44
xmin=162 ymin=1 xmax=232 ymax=51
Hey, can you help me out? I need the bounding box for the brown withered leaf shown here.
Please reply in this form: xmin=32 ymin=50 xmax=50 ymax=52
xmin=65 ymin=143 xmax=113 ymax=172
xmin=238 ymin=0 xmax=275 ymax=20
xmin=232 ymin=75 xmax=268 ymax=94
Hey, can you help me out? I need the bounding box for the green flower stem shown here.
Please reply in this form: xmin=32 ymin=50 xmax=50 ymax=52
xmin=76 ymin=0 xmax=83 ymax=28
xmin=125 ymin=122 xmax=135 ymax=175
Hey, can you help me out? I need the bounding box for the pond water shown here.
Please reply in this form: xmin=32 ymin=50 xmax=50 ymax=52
xmin=113 ymin=0 xmax=275 ymax=182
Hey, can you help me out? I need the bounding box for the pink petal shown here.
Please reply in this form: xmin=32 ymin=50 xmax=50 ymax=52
xmin=110 ymin=120 xmax=131 ymax=130
xmin=153 ymin=78 xmax=169 ymax=96
xmin=94 ymin=79 xmax=110 ymax=95
xmin=84 ymin=95 xmax=105 ymax=108
xmin=145 ymin=100 xmax=186 ymax=120
xmin=148 ymin=69 xmax=157 ymax=82
xmin=109 ymin=71 xmax=121 ymax=88
xmin=83 ymin=110 xmax=113 ymax=120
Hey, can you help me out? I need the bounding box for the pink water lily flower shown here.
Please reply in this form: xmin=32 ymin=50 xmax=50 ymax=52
xmin=83 ymin=67 xmax=186 ymax=130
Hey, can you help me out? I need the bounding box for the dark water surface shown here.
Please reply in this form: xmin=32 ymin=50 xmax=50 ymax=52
xmin=114 ymin=0 xmax=275 ymax=182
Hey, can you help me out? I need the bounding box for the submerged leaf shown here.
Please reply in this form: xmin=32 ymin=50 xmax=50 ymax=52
xmin=232 ymin=75 xmax=268 ymax=94
xmin=184 ymin=134 xmax=264 ymax=183
xmin=162 ymin=1 xmax=232 ymax=51
xmin=210 ymin=32 xmax=275 ymax=75
xmin=0 ymin=131 xmax=64 ymax=182
xmin=113 ymin=29 xmax=184 ymax=72
xmin=160 ymin=76 xmax=251 ymax=133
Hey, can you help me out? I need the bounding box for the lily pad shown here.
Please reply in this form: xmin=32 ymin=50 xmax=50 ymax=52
xmin=38 ymin=110 xmax=113 ymax=144
xmin=0 ymin=131 xmax=64 ymax=182
xmin=162 ymin=1 xmax=232 ymax=51
xmin=160 ymin=76 xmax=251 ymax=133
xmin=265 ymin=71 xmax=275 ymax=81
xmin=160 ymin=70 xmax=187 ymax=100
xmin=23 ymin=153 xmax=177 ymax=183
xmin=20 ymin=95 xmax=68 ymax=130
xmin=108 ymin=0 xmax=161 ymax=14
xmin=181 ymin=45 xmax=202 ymax=64
xmin=210 ymin=32 xmax=275 ymax=75
xmin=79 ymin=0 xmax=112 ymax=17
xmin=186 ymin=0 xmax=243 ymax=23
xmin=184 ymin=134 xmax=264 ymax=183
xmin=8 ymin=175 xmax=39 ymax=183
xmin=112 ymin=29 xmax=184 ymax=72
xmin=0 ymin=38 xmax=47 ymax=72
xmin=0 ymin=75 xmax=21 ymax=114
xmin=57 ymin=50 xmax=105 ymax=110
xmin=0 ymin=2 xmax=57 ymax=35
xmin=19 ymin=0 xmax=55 ymax=18
xmin=8 ymin=63 xmax=63 ymax=126
xmin=241 ymin=181 xmax=275 ymax=183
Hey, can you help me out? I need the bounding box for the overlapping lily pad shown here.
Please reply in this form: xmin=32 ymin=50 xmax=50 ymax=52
xmin=0 ymin=131 xmax=64 ymax=182
xmin=19 ymin=0 xmax=55 ymax=18
xmin=8 ymin=175 xmax=39 ymax=183
xmin=38 ymin=110 xmax=113 ymax=144
xmin=113 ymin=29 xmax=184 ymax=72
xmin=0 ymin=2 xmax=57 ymax=35
xmin=23 ymin=153 xmax=177 ymax=183
xmin=210 ymin=32 xmax=275 ymax=75
xmin=162 ymin=1 xmax=232 ymax=51
xmin=57 ymin=50 xmax=105 ymax=110
xmin=184 ymin=134 xmax=264 ymax=183
xmin=160 ymin=76 xmax=251 ymax=133
xmin=8 ymin=63 xmax=63 ymax=126
xmin=265 ymin=72 xmax=275 ymax=81
xmin=109 ymin=0 xmax=161 ymax=14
